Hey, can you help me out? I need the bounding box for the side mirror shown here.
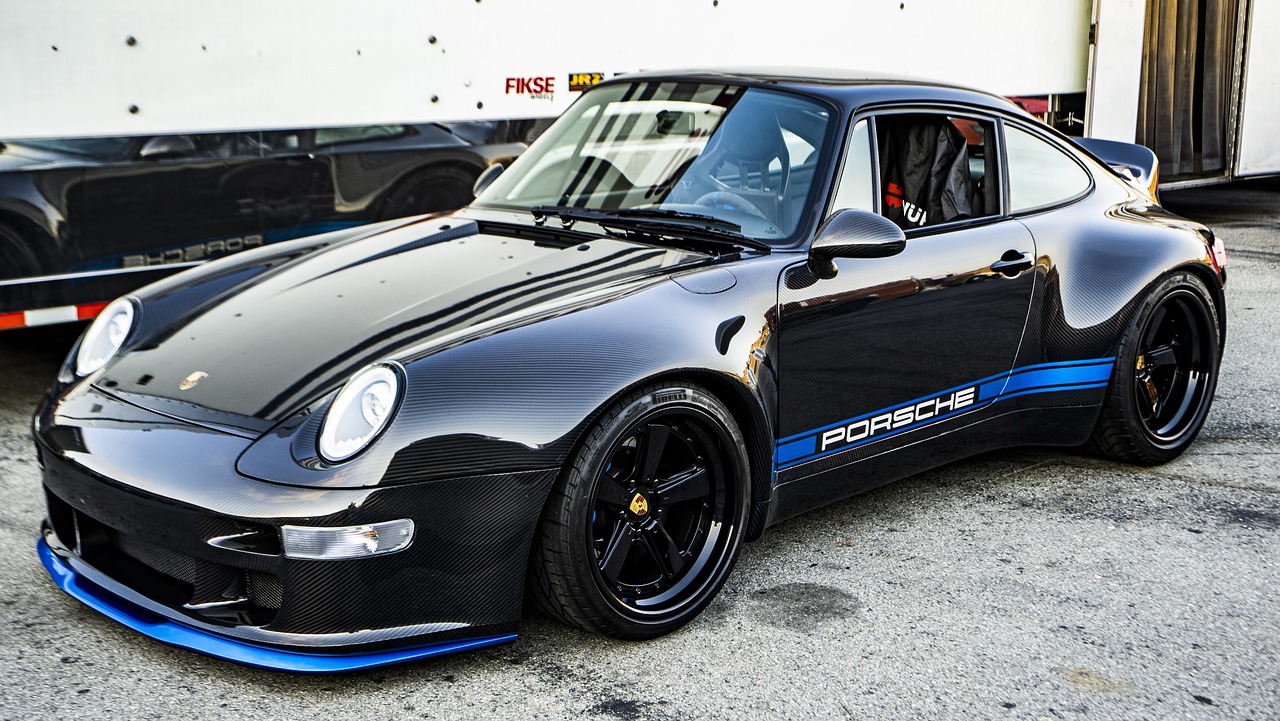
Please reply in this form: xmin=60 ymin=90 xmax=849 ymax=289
xmin=808 ymin=209 xmax=906 ymax=279
xmin=472 ymin=163 xmax=504 ymax=198
xmin=138 ymin=135 xmax=197 ymax=160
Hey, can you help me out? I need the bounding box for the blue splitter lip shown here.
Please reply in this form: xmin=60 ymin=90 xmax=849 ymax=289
xmin=36 ymin=537 xmax=517 ymax=673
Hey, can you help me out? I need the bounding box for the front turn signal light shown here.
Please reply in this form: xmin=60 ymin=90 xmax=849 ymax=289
xmin=281 ymin=519 xmax=415 ymax=560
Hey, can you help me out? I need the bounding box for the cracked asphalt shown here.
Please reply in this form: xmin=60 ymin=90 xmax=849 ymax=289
xmin=1 ymin=179 xmax=1277 ymax=720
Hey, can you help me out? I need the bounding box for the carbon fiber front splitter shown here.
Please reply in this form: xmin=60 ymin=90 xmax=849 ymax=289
xmin=36 ymin=537 xmax=517 ymax=673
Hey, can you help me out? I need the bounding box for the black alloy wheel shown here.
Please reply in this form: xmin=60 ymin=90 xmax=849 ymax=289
xmin=1089 ymin=271 xmax=1221 ymax=465
xmin=529 ymin=383 xmax=750 ymax=639
xmin=1132 ymin=289 xmax=1215 ymax=442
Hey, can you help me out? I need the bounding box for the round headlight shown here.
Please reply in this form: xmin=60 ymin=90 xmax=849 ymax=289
xmin=75 ymin=297 xmax=136 ymax=376
xmin=318 ymin=363 xmax=403 ymax=462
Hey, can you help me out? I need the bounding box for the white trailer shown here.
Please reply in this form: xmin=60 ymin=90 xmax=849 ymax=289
xmin=5 ymin=0 xmax=1271 ymax=185
xmin=1 ymin=0 xmax=1092 ymax=137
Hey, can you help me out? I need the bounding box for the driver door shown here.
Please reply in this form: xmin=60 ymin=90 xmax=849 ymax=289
xmin=775 ymin=112 xmax=1035 ymax=479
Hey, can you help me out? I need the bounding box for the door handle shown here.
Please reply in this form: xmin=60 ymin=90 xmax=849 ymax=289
xmin=990 ymin=251 xmax=1033 ymax=276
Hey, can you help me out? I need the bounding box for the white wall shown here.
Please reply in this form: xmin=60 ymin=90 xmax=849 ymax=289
xmin=0 ymin=0 xmax=1092 ymax=138
xmin=1236 ymin=0 xmax=1280 ymax=176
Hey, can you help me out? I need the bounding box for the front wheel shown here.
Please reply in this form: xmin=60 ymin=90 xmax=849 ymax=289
xmin=1088 ymin=271 xmax=1222 ymax=465
xmin=529 ymin=383 xmax=750 ymax=639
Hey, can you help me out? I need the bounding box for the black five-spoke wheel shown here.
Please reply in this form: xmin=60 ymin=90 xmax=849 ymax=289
xmin=1090 ymin=271 xmax=1221 ymax=464
xmin=529 ymin=383 xmax=750 ymax=639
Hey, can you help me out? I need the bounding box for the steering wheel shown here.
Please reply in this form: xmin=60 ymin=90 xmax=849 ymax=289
xmin=694 ymin=191 xmax=768 ymax=219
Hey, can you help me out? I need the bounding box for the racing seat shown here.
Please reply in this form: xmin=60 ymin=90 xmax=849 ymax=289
xmin=675 ymin=106 xmax=791 ymax=224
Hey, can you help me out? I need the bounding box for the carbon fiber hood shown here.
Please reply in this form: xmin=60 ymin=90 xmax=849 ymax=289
xmin=97 ymin=216 xmax=700 ymax=433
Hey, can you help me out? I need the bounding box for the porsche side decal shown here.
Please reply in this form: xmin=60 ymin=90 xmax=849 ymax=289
xmin=775 ymin=358 xmax=1116 ymax=469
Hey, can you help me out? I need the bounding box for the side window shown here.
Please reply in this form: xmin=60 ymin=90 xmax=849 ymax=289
xmin=315 ymin=125 xmax=409 ymax=147
xmin=1005 ymin=124 xmax=1091 ymax=212
xmin=875 ymin=113 xmax=997 ymax=230
xmin=234 ymin=130 xmax=303 ymax=156
xmin=828 ymin=119 xmax=873 ymax=213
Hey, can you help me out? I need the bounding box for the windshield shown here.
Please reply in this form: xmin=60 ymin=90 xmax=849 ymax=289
xmin=473 ymin=81 xmax=835 ymax=245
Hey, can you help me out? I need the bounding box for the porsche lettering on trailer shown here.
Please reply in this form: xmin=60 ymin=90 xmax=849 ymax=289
xmin=33 ymin=70 xmax=1225 ymax=673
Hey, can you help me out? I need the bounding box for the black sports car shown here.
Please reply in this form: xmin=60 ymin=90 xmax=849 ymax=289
xmin=0 ymin=121 xmax=535 ymax=328
xmin=34 ymin=69 xmax=1226 ymax=672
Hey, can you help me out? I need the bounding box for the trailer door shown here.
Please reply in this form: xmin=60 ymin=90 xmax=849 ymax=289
xmin=1088 ymin=0 xmax=1249 ymax=184
xmin=1235 ymin=0 xmax=1280 ymax=177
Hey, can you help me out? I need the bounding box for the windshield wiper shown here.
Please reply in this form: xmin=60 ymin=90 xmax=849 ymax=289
xmin=530 ymin=205 xmax=771 ymax=253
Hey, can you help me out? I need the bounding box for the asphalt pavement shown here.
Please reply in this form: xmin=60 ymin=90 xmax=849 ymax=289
xmin=1 ymin=179 xmax=1277 ymax=720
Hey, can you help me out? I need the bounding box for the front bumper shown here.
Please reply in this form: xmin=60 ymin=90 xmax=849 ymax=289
xmin=34 ymin=384 xmax=557 ymax=671
xmin=37 ymin=535 xmax=514 ymax=673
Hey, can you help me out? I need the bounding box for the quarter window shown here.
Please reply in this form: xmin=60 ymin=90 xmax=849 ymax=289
xmin=828 ymin=120 xmax=874 ymax=214
xmin=1005 ymin=125 xmax=1091 ymax=212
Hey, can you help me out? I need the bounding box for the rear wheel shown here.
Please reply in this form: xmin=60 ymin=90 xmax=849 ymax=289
xmin=0 ymin=221 xmax=40 ymax=279
xmin=529 ymin=382 xmax=750 ymax=639
xmin=1088 ymin=271 xmax=1221 ymax=464
xmin=379 ymin=166 xmax=478 ymax=220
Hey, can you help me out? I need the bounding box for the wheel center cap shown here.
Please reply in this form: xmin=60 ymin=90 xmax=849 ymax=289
xmin=629 ymin=492 xmax=650 ymax=516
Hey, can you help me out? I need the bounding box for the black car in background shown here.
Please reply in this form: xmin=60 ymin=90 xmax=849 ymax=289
xmin=0 ymin=120 xmax=541 ymax=328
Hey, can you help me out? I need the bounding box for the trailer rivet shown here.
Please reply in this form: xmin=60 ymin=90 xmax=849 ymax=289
xmin=126 ymin=36 xmax=137 ymax=46
xmin=128 ymin=105 xmax=139 ymax=114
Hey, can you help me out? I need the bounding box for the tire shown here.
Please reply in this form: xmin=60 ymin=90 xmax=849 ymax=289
xmin=0 ymin=220 xmax=40 ymax=279
xmin=379 ymin=166 xmax=479 ymax=220
xmin=1088 ymin=270 xmax=1221 ymax=465
xmin=528 ymin=382 xmax=751 ymax=639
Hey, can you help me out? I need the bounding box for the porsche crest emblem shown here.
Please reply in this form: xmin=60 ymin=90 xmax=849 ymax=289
xmin=629 ymin=493 xmax=649 ymax=516
xmin=179 ymin=371 xmax=208 ymax=391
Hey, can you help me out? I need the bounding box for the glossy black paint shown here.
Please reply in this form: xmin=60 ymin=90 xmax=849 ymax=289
xmin=0 ymin=121 xmax=538 ymax=315
xmin=33 ymin=70 xmax=1225 ymax=668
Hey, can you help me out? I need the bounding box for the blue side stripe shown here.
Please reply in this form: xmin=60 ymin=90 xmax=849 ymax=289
xmin=774 ymin=357 xmax=1115 ymax=470
xmin=997 ymin=381 xmax=1109 ymax=402
xmin=776 ymin=358 xmax=1114 ymax=444
xmin=1000 ymin=363 xmax=1113 ymax=395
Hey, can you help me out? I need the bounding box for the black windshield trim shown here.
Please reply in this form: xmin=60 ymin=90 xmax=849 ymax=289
xmin=530 ymin=206 xmax=772 ymax=254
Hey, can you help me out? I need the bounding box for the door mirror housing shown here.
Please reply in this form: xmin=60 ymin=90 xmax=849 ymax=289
xmin=808 ymin=209 xmax=906 ymax=279
xmin=138 ymin=135 xmax=197 ymax=160
xmin=472 ymin=162 xmax=504 ymax=198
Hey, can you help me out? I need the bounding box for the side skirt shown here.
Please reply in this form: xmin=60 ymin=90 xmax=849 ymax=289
xmin=766 ymin=405 xmax=1099 ymax=524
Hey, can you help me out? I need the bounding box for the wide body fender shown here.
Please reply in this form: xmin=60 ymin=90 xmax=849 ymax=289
xmin=1016 ymin=176 xmax=1224 ymax=372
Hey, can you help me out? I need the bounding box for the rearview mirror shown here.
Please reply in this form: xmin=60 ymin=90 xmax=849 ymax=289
xmin=472 ymin=163 xmax=504 ymax=198
xmin=138 ymin=135 xmax=197 ymax=160
xmin=808 ymin=209 xmax=906 ymax=279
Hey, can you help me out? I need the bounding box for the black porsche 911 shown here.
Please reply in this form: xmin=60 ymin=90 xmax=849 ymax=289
xmin=33 ymin=69 xmax=1226 ymax=672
